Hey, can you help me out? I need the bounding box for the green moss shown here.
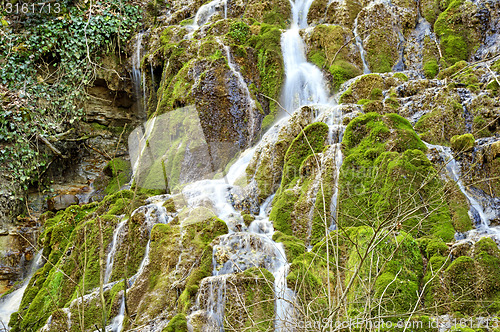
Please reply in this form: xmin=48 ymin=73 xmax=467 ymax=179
xmin=247 ymin=23 xmax=284 ymax=121
xmin=446 ymin=256 xmax=476 ymax=314
xmin=339 ymin=74 xmax=385 ymax=104
xmin=423 ymin=255 xmax=450 ymax=313
xmin=438 ymin=60 xmax=468 ymax=79
xmin=269 ymin=189 xmax=296 ymax=236
xmin=433 ymin=0 xmax=479 ymax=66
xmin=10 ymin=192 xmax=149 ymax=332
xmin=414 ymin=90 xmax=466 ymax=145
xmin=424 ymin=59 xmax=439 ymax=78
xmin=272 ymin=231 xmax=306 ymax=262
xmin=179 ymin=19 xmax=193 ymax=26
xmin=393 ymin=72 xmax=409 ymax=81
xmin=450 ymin=133 xmax=475 ymax=152
xmin=473 ymin=115 xmax=493 ymax=138
xmin=224 ymin=268 xmax=275 ymax=330
xmin=339 ymin=113 xmax=456 ymax=241
xmin=364 ymin=28 xmax=398 ymax=73
xmin=486 ymin=80 xmax=499 ymax=96
xmin=281 ymin=122 xmax=329 ymax=186
xmin=163 ymin=313 xmax=188 ymax=332
xmin=327 ymin=54 xmax=352 ymax=80
xmin=418 ymin=236 xmax=449 ymax=259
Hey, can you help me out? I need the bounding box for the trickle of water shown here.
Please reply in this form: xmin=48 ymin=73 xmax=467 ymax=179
xmin=223 ymin=44 xmax=258 ymax=141
xmin=198 ymin=275 xmax=228 ymax=332
xmin=425 ymin=142 xmax=500 ymax=242
xmin=353 ymin=16 xmax=370 ymax=74
xmin=104 ymin=217 xmax=128 ymax=284
xmin=0 ymin=251 xmax=44 ymax=330
xmin=109 ymin=295 xmax=125 ymax=332
xmin=131 ymin=32 xmax=147 ymax=120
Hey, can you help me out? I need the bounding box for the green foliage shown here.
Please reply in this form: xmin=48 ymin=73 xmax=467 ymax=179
xmin=434 ymin=0 xmax=479 ymax=65
xmin=0 ymin=0 xmax=140 ymax=188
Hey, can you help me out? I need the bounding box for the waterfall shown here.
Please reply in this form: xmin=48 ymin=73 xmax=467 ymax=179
xmin=109 ymin=295 xmax=125 ymax=332
xmin=187 ymin=0 xmax=228 ymax=38
xmin=0 ymin=251 xmax=44 ymax=330
xmin=104 ymin=217 xmax=128 ymax=284
xmin=353 ymin=17 xmax=370 ymax=74
xmin=223 ymin=44 xmax=258 ymax=142
xmin=424 ymin=142 xmax=500 ymax=242
xmin=131 ymin=32 xmax=147 ymax=120
xmin=280 ymin=16 xmax=329 ymax=113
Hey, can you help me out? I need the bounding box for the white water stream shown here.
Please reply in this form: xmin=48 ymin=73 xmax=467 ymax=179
xmin=353 ymin=16 xmax=370 ymax=74
xmin=425 ymin=142 xmax=500 ymax=243
xmin=0 ymin=251 xmax=44 ymax=331
xmin=131 ymin=32 xmax=147 ymax=120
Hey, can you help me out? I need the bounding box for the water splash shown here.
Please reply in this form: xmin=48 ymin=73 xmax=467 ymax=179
xmin=109 ymin=295 xmax=125 ymax=332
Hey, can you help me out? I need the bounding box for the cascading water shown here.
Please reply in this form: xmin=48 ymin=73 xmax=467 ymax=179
xmin=280 ymin=5 xmax=329 ymax=113
xmin=223 ymin=44 xmax=258 ymax=141
xmin=186 ymin=0 xmax=227 ymax=38
xmin=0 ymin=251 xmax=44 ymax=330
xmin=353 ymin=17 xmax=370 ymax=74
xmin=181 ymin=0 xmax=343 ymax=328
xmin=425 ymin=142 xmax=500 ymax=242
xmin=131 ymin=32 xmax=147 ymax=120
xmin=104 ymin=217 xmax=128 ymax=284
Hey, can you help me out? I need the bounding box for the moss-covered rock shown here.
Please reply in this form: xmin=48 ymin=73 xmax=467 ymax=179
xmin=192 ymin=268 xmax=274 ymax=331
xmin=339 ymin=113 xmax=460 ymax=242
xmin=268 ymin=122 xmax=330 ymax=244
xmin=305 ymin=24 xmax=362 ymax=90
xmin=434 ymin=0 xmax=482 ymax=66
xmin=450 ymin=133 xmax=475 ymax=152
xmin=9 ymin=191 xmax=149 ymax=332
xmin=245 ymin=106 xmax=319 ymax=202
xmin=414 ymin=89 xmax=467 ymax=145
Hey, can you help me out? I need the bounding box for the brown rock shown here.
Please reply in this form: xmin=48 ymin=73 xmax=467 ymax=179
xmin=47 ymin=194 xmax=79 ymax=212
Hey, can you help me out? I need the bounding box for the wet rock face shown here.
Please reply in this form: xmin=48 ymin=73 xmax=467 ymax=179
xmin=47 ymin=195 xmax=79 ymax=212
xmin=0 ymin=221 xmax=39 ymax=294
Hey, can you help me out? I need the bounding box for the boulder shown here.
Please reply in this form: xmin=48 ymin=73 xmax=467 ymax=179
xmin=47 ymin=195 xmax=79 ymax=212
